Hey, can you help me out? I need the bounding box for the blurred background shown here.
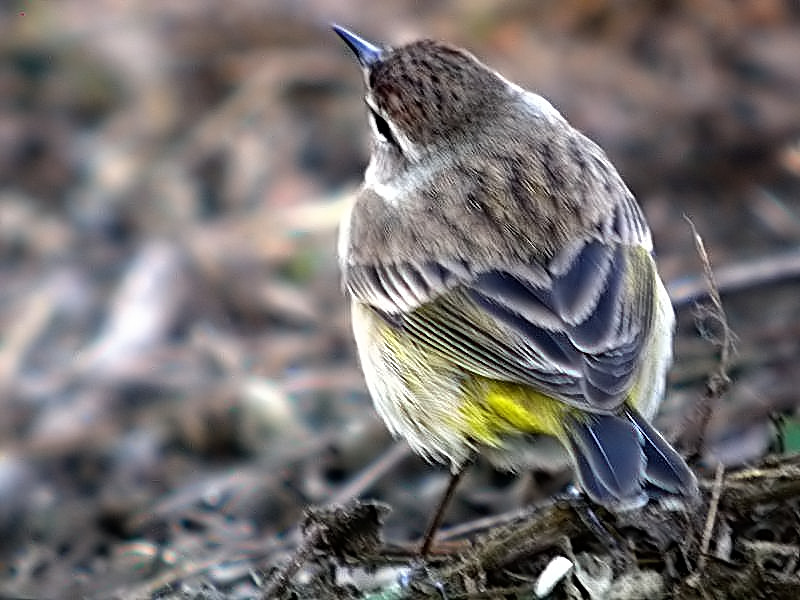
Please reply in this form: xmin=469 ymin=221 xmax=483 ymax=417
xmin=1 ymin=1 xmax=799 ymax=597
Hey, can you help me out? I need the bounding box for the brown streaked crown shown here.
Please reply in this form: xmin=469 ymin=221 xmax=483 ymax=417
xmin=367 ymin=41 xmax=508 ymax=145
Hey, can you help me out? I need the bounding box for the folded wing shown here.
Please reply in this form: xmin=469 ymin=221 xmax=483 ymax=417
xmin=344 ymin=197 xmax=657 ymax=414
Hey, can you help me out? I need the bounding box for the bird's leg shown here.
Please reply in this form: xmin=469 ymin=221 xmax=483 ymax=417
xmin=419 ymin=466 xmax=468 ymax=556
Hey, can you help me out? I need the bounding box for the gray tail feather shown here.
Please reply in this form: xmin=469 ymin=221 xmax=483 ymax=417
xmin=566 ymin=410 xmax=697 ymax=510
xmin=627 ymin=409 xmax=698 ymax=497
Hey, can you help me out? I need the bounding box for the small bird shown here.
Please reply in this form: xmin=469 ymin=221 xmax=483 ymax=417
xmin=333 ymin=25 xmax=697 ymax=537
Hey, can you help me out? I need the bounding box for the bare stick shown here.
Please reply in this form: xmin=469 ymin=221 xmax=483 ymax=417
xmin=668 ymin=247 xmax=800 ymax=309
xmin=683 ymin=216 xmax=736 ymax=460
xmin=697 ymin=462 xmax=726 ymax=572
xmin=330 ymin=442 xmax=411 ymax=505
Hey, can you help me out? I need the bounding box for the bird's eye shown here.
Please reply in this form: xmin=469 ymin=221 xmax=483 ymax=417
xmin=369 ymin=107 xmax=398 ymax=147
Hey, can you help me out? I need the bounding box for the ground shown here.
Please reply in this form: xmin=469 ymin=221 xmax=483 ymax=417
xmin=1 ymin=1 xmax=799 ymax=598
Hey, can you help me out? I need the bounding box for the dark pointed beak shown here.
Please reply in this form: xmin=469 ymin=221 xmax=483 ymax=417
xmin=332 ymin=24 xmax=383 ymax=67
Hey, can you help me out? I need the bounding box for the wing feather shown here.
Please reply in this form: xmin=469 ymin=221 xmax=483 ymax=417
xmin=344 ymin=196 xmax=658 ymax=413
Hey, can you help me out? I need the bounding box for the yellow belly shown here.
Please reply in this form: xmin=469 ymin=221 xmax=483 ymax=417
xmin=350 ymin=300 xmax=578 ymax=469
xmin=456 ymin=377 xmax=572 ymax=444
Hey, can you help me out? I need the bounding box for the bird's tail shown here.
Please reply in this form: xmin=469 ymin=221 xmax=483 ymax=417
xmin=564 ymin=409 xmax=697 ymax=510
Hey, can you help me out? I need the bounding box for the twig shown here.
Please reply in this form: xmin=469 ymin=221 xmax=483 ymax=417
xmin=329 ymin=442 xmax=411 ymax=505
xmin=697 ymin=462 xmax=725 ymax=572
xmin=686 ymin=218 xmax=733 ymax=371
xmin=447 ymin=500 xmax=583 ymax=575
xmin=668 ymin=247 xmax=800 ymax=309
xmin=435 ymin=505 xmax=530 ymax=543
xmin=682 ymin=217 xmax=736 ymax=461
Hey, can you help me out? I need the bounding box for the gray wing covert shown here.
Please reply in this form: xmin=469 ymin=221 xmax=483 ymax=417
xmin=344 ymin=199 xmax=656 ymax=413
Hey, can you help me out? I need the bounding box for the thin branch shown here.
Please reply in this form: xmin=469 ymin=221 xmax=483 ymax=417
xmin=329 ymin=442 xmax=411 ymax=505
xmin=668 ymin=247 xmax=800 ymax=309
xmin=682 ymin=217 xmax=736 ymax=461
xmin=697 ymin=462 xmax=725 ymax=572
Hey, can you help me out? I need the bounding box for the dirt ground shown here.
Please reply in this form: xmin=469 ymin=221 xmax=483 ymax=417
xmin=1 ymin=1 xmax=799 ymax=598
